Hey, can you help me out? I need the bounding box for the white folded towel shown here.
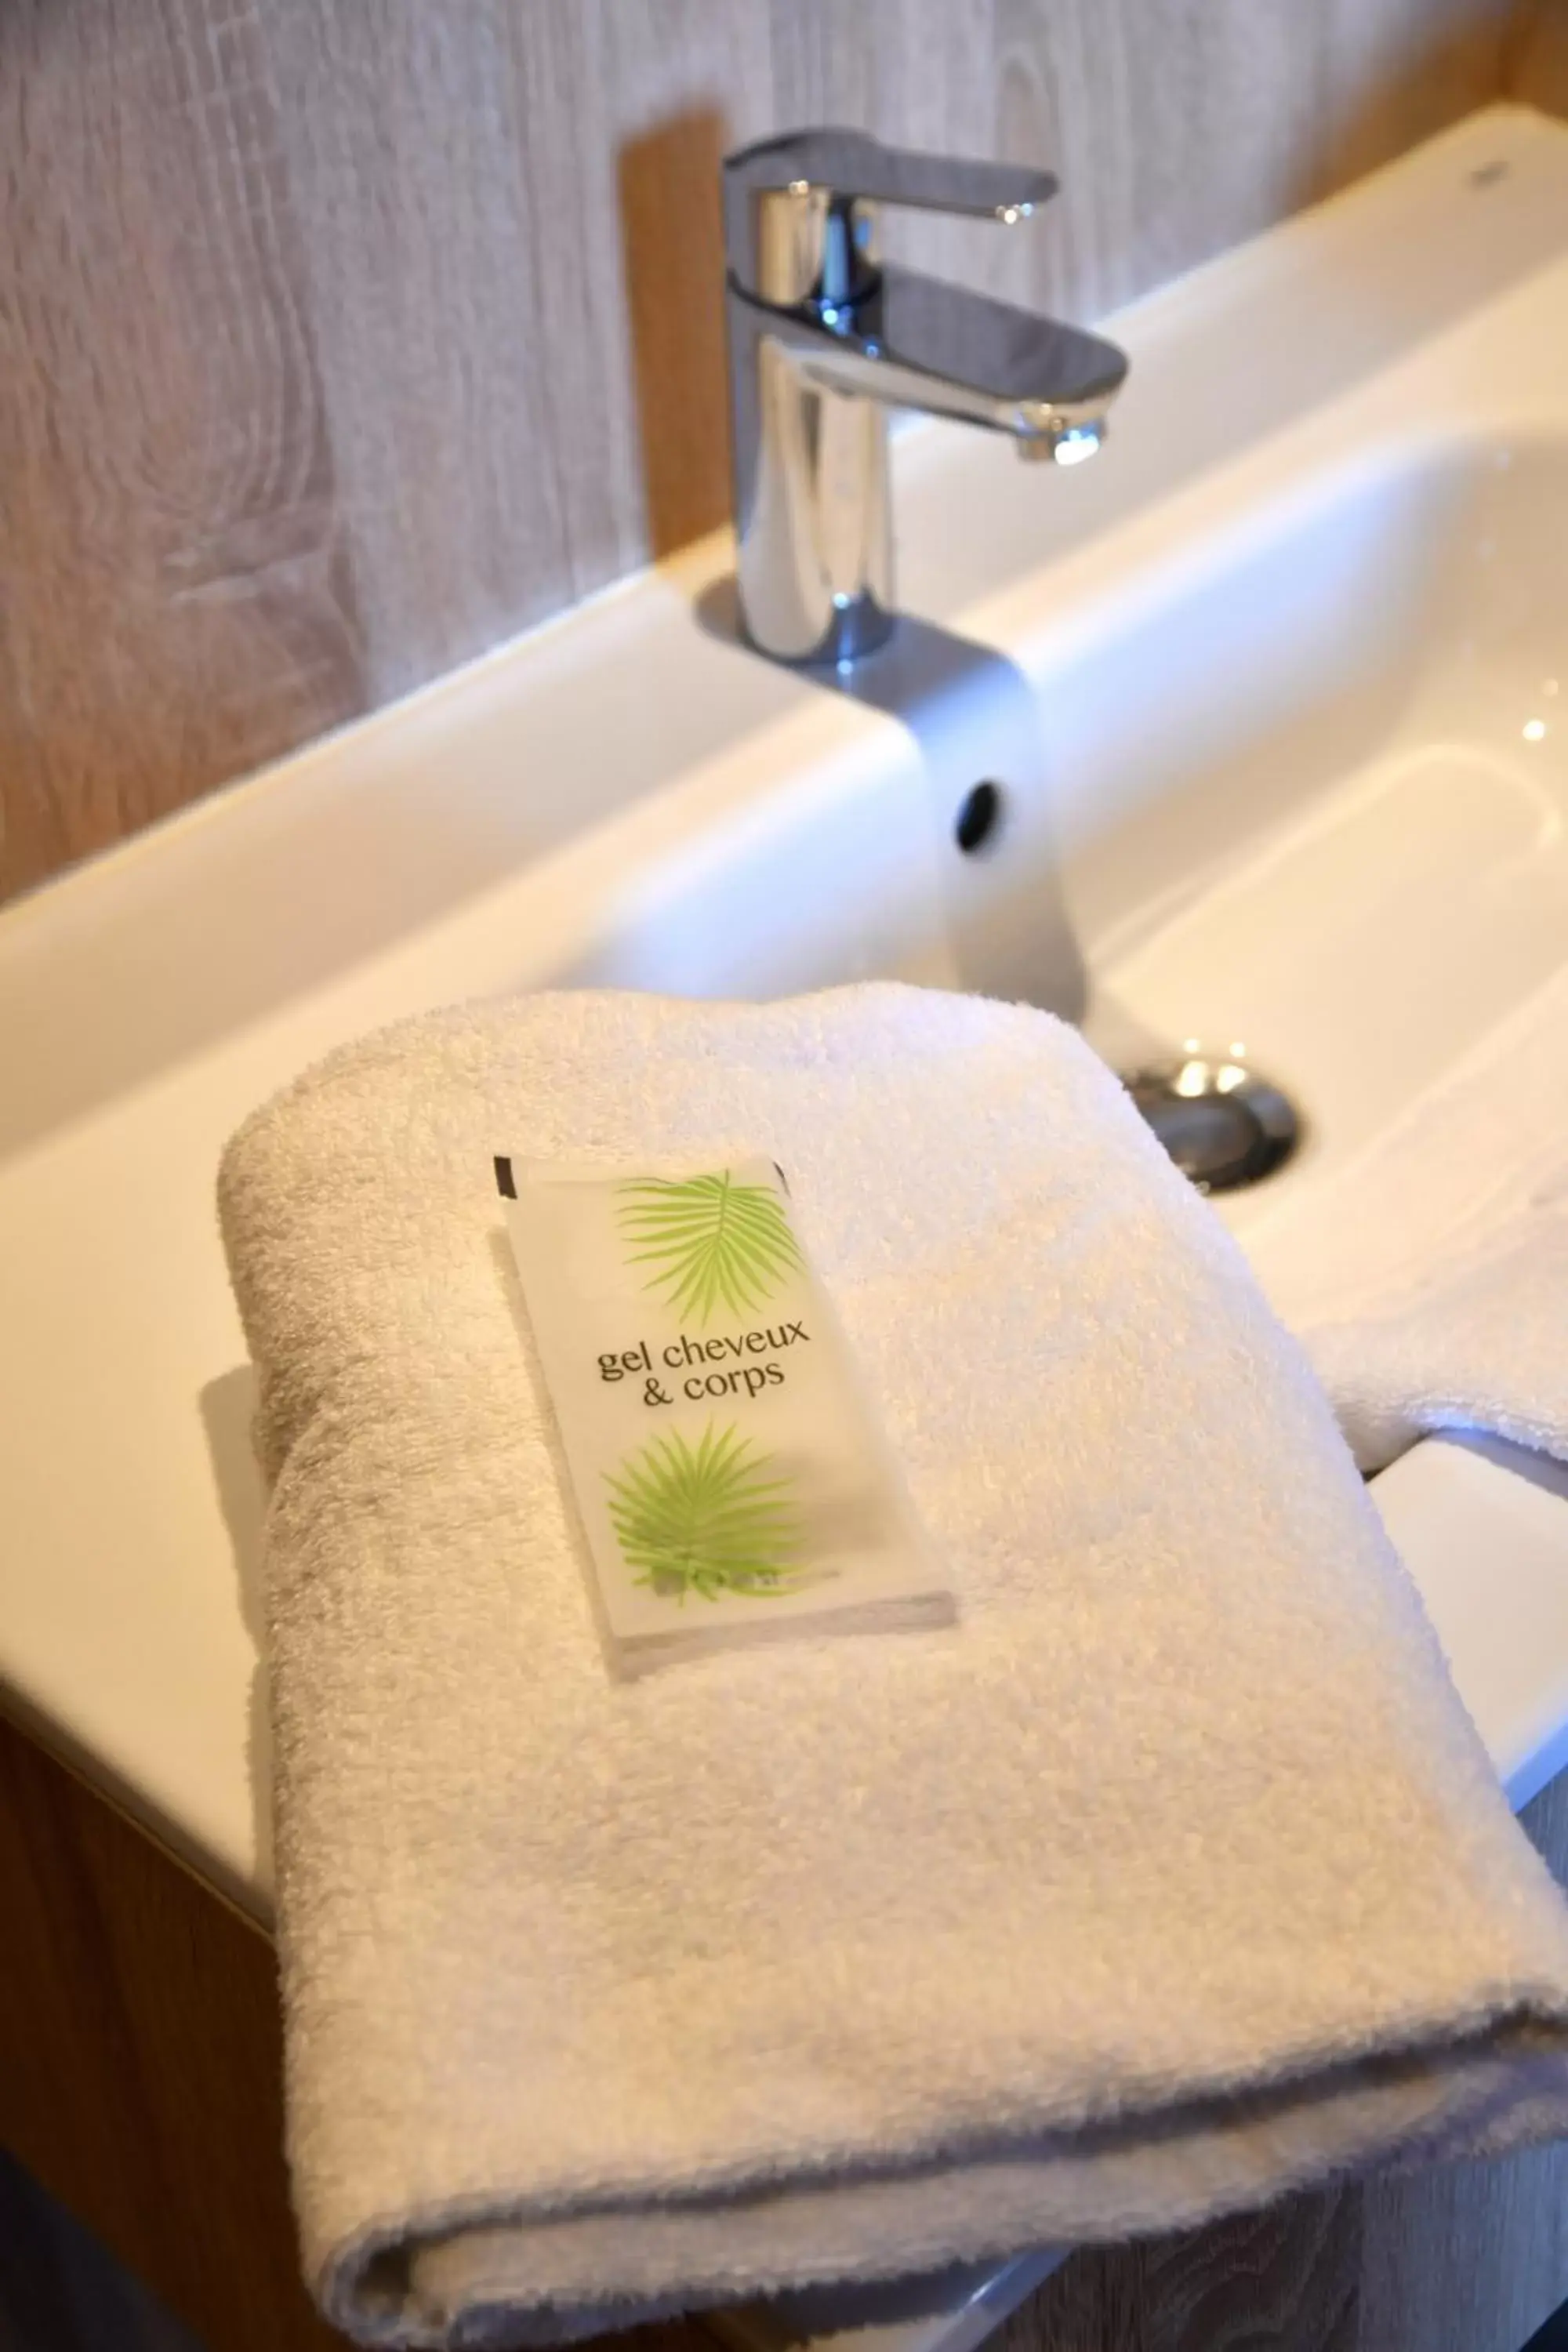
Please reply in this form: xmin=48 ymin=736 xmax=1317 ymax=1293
xmin=218 ymin=984 xmax=1568 ymax=2350
xmin=1249 ymin=964 xmax=1568 ymax=1472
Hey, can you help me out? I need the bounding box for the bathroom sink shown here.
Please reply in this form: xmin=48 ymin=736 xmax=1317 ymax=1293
xmin=5 ymin=100 xmax=1568 ymax=2352
xmin=1078 ymin=437 xmax=1568 ymax=1181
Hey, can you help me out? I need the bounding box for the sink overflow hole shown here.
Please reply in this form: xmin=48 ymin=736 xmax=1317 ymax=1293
xmin=955 ymin=781 xmax=1004 ymax=854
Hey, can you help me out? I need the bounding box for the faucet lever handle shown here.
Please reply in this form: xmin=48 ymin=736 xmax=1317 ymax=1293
xmin=724 ymin=128 xmax=1055 ymax=301
xmin=725 ymin=127 xmax=1055 ymax=223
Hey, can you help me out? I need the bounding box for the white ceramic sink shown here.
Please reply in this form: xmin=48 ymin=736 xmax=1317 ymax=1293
xmin=5 ymin=100 xmax=1568 ymax=2352
xmin=1077 ymin=434 xmax=1568 ymax=1176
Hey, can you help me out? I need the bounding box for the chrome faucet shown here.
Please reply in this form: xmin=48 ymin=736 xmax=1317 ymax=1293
xmin=722 ymin=129 xmax=1128 ymax=668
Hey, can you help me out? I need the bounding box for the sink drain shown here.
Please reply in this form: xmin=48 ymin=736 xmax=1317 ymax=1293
xmin=1125 ymin=1047 xmax=1301 ymax=1194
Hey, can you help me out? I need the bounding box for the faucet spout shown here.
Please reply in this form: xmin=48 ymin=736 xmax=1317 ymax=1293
xmin=722 ymin=130 xmax=1131 ymax=666
xmin=773 ymin=265 xmax=1125 ymax=450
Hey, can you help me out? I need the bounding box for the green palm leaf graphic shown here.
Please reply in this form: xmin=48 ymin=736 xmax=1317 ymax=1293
xmin=617 ymin=1169 xmax=801 ymax=1325
xmin=604 ymin=1423 xmax=804 ymax=1603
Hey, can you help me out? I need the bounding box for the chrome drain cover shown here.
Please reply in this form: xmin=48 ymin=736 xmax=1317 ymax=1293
xmin=1126 ymin=1047 xmax=1301 ymax=1194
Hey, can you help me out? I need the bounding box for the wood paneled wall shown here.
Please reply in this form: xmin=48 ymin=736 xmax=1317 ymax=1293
xmin=0 ymin=0 xmax=1520 ymax=902
xmin=1509 ymin=0 xmax=1568 ymax=110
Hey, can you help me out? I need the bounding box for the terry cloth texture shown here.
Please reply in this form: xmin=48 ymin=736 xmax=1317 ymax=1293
xmin=1252 ymin=964 xmax=1568 ymax=1472
xmin=218 ymin=984 xmax=1568 ymax=2349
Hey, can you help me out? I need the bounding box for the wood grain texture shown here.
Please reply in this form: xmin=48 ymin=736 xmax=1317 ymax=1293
xmin=0 ymin=1708 xmax=717 ymax=2352
xmin=1001 ymin=2191 xmax=1360 ymax=2352
xmin=0 ymin=1706 xmax=342 ymax=2351
xmin=260 ymin=0 xmax=775 ymax=701
xmin=0 ymin=0 xmax=1519 ymax=899
xmin=1508 ymin=0 xmax=1568 ymax=112
xmin=0 ymin=0 xmax=365 ymax=903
